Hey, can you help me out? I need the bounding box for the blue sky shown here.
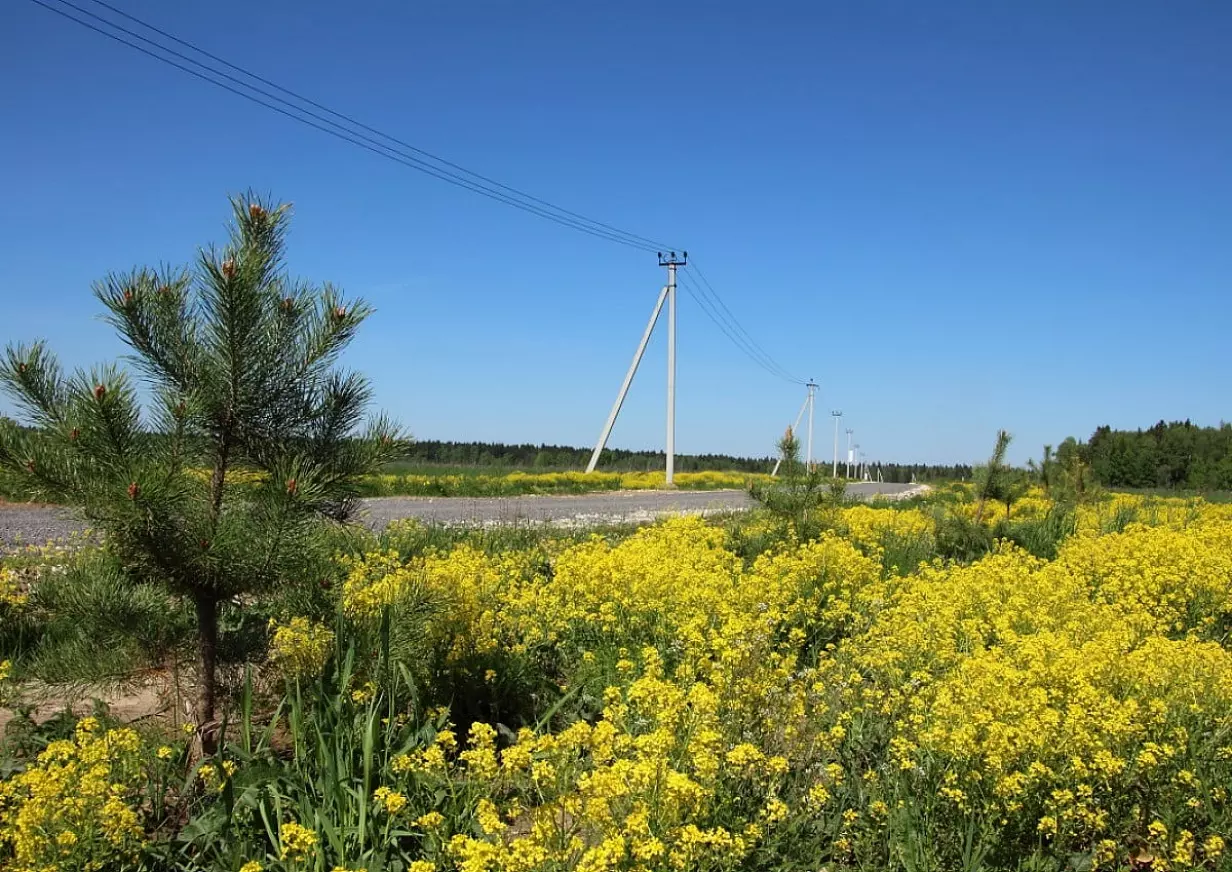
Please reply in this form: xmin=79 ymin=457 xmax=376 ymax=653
xmin=2 ymin=1 xmax=1229 ymax=466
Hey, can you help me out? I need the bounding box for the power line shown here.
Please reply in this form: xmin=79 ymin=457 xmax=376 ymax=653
xmin=82 ymin=0 xmax=677 ymax=254
xmin=687 ymin=258 xmax=803 ymax=383
xmin=676 ymin=269 xmax=804 ymax=384
xmin=676 ymin=270 xmax=805 ymax=384
xmin=29 ymin=0 xmax=808 ymax=388
xmin=27 ymin=0 xmax=673 ymax=253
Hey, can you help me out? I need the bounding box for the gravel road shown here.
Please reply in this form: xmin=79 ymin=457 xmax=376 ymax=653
xmin=0 ymin=482 xmax=924 ymax=549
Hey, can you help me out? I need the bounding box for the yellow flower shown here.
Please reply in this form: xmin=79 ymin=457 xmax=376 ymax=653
xmin=414 ymin=810 xmax=445 ymax=829
xmin=269 ymin=617 xmax=334 ymax=679
xmin=0 ymin=724 xmax=146 ymax=868
xmin=1204 ymin=835 xmax=1226 ymax=860
xmin=373 ymin=786 xmax=409 ymax=815
xmin=240 ymin=862 xmax=263 ymax=872
xmin=279 ymin=821 xmax=318 ymax=861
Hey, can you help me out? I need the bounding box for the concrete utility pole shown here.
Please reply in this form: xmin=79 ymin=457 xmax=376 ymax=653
xmin=845 ymin=428 xmax=854 ymax=478
xmin=586 ymin=252 xmax=687 ymax=485
xmin=831 ymin=410 xmax=842 ymax=477
xmin=662 ymin=253 xmax=683 ymax=486
xmin=805 ymin=381 xmax=818 ymax=471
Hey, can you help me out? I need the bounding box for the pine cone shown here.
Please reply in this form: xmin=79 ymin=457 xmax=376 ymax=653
xmin=94 ymin=384 xmax=106 ymax=400
xmin=127 ymin=482 xmax=140 ymax=500
xmin=249 ymin=203 xmax=266 ymax=220
xmin=286 ymin=477 xmax=298 ymax=496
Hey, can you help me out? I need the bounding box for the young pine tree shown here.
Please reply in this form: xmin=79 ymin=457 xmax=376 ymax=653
xmin=0 ymin=195 xmax=406 ymax=745
xmin=973 ymin=429 xmax=1012 ymax=523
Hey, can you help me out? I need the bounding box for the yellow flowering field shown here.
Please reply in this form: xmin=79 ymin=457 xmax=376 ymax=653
xmin=2 ymin=492 xmax=1231 ymax=871
xmin=360 ymin=469 xmax=768 ymax=497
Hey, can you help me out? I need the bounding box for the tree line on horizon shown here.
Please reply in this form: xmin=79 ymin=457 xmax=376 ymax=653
xmin=1080 ymin=420 xmax=1232 ymax=490
xmin=393 ymin=439 xmax=976 ymax=482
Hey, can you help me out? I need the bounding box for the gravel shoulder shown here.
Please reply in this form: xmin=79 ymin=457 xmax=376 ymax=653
xmin=0 ymin=482 xmax=926 ymax=549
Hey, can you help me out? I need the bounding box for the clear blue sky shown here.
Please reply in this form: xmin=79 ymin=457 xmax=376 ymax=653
xmin=3 ymin=1 xmax=1229 ymax=465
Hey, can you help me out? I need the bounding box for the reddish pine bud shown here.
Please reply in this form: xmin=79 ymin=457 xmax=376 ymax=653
xmin=17 ymin=363 xmax=27 ymax=373
xmin=319 ymin=579 xmax=332 ymax=591
xmin=127 ymin=482 xmax=140 ymax=500
xmin=199 ymin=538 xmax=210 ymax=550
xmin=286 ymin=477 xmax=298 ymax=496
xmin=280 ymin=297 xmax=294 ymax=313
xmin=159 ymin=285 xmax=172 ymax=297
xmin=25 ymin=459 xmax=35 ymax=473
xmin=333 ymin=306 xmax=346 ymax=320
xmin=174 ymin=401 xmax=186 ymax=418
xmin=94 ymin=384 xmax=106 ymax=401
xmin=249 ymin=203 xmax=265 ymax=220
xmin=69 ymin=428 xmax=79 ymax=441
xmin=123 ymin=290 xmax=133 ymax=304
xmin=221 ymin=259 xmax=235 ymax=280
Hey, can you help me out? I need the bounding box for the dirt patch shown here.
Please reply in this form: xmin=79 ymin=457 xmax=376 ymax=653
xmin=0 ymin=672 xmax=187 ymax=741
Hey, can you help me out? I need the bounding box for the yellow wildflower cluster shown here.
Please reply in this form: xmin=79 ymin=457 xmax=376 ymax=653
xmin=5 ymin=493 xmax=1232 ymax=869
xmin=850 ymin=519 xmax=1232 ymax=857
xmin=268 ymin=616 xmax=336 ymax=679
xmin=0 ymin=719 xmax=146 ymax=871
xmin=279 ymin=820 xmax=318 ymax=861
xmin=341 ymin=503 xmax=1232 ymax=869
xmin=0 ymin=566 xmax=29 ymax=608
xmin=838 ymin=504 xmax=933 ymax=550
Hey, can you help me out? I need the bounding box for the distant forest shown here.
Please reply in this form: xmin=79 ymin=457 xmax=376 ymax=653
xmin=1084 ymin=421 xmax=1232 ymax=490
xmin=395 ymin=440 xmax=974 ymax=482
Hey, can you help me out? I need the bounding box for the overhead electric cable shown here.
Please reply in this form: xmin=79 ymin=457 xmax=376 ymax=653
xmin=677 ymin=270 xmax=805 ymax=385
xmin=687 ymin=258 xmax=804 ymax=383
xmin=80 ymin=0 xmax=677 ymax=254
xmin=28 ymin=0 xmax=673 ymax=252
xmin=29 ymin=0 xmax=806 ymax=387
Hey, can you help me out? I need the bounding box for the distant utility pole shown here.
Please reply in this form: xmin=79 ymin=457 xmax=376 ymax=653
xmin=587 ymin=251 xmax=687 ymax=485
xmin=845 ymin=428 xmax=854 ymax=478
xmin=831 ymin=410 xmax=842 ymax=477
xmin=805 ymin=381 xmax=818 ymax=471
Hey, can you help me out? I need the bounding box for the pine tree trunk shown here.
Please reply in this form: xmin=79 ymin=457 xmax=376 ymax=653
xmin=194 ymin=593 xmax=219 ymax=754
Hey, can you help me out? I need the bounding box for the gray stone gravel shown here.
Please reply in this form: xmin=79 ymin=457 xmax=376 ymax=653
xmin=0 ymin=482 xmax=923 ymax=550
